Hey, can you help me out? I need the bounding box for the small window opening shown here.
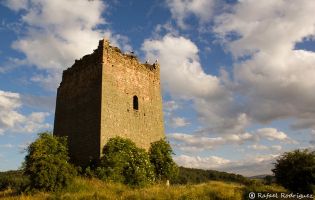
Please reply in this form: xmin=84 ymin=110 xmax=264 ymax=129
xmin=133 ymin=95 xmax=138 ymax=110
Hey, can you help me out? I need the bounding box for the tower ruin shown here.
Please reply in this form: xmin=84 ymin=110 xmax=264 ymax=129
xmin=53 ymin=39 xmax=165 ymax=166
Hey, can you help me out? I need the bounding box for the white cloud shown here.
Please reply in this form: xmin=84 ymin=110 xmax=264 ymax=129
xmin=166 ymin=0 xmax=215 ymax=29
xmin=248 ymin=144 xmax=282 ymax=152
xmin=214 ymin=0 xmax=315 ymax=130
xmin=0 ymin=90 xmax=24 ymax=132
xmin=256 ymin=128 xmax=288 ymax=141
xmin=222 ymin=154 xmax=279 ymax=176
xmin=170 ymin=117 xmax=190 ymax=128
xmin=142 ymin=34 xmax=246 ymax=135
xmin=248 ymin=144 xmax=268 ymax=151
xmin=143 ymin=34 xmax=220 ymax=99
xmin=174 ymin=154 xmax=279 ymax=176
xmin=169 ymin=128 xmax=293 ymax=153
xmin=174 ymin=154 xmax=230 ymax=169
xmin=4 ymin=0 xmax=130 ymax=91
xmin=0 ymin=90 xmax=51 ymax=135
xmin=169 ymin=132 xmax=254 ymax=151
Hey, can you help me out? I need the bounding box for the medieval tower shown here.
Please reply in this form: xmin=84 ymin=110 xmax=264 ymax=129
xmin=53 ymin=39 xmax=165 ymax=166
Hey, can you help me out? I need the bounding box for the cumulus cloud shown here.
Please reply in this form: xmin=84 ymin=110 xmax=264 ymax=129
xmin=166 ymin=0 xmax=215 ymax=29
xmin=143 ymin=35 xmax=220 ymax=99
xmin=169 ymin=128 xmax=293 ymax=152
xmin=256 ymin=128 xmax=290 ymax=142
xmin=169 ymin=132 xmax=253 ymax=151
xmin=174 ymin=154 xmax=230 ymax=169
xmin=0 ymin=90 xmax=50 ymax=135
xmin=169 ymin=117 xmax=190 ymax=128
xmin=214 ymin=0 xmax=315 ymax=130
xmin=222 ymin=154 xmax=279 ymax=176
xmin=174 ymin=154 xmax=279 ymax=176
xmin=4 ymin=0 xmax=131 ymax=91
xmin=142 ymin=34 xmax=247 ymax=135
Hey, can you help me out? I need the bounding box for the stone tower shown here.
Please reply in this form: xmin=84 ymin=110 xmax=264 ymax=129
xmin=53 ymin=39 xmax=165 ymax=166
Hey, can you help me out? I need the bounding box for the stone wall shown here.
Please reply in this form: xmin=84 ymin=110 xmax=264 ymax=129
xmin=100 ymin=40 xmax=165 ymax=154
xmin=54 ymin=45 xmax=103 ymax=166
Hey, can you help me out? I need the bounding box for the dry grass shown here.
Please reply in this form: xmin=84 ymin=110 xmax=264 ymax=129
xmin=0 ymin=177 xmax=286 ymax=200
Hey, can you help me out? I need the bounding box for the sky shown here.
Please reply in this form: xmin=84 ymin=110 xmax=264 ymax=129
xmin=1 ymin=0 xmax=315 ymax=176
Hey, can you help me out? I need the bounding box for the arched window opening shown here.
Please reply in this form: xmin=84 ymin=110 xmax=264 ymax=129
xmin=133 ymin=95 xmax=138 ymax=110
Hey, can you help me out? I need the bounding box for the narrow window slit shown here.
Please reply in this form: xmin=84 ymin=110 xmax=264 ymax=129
xmin=133 ymin=95 xmax=138 ymax=110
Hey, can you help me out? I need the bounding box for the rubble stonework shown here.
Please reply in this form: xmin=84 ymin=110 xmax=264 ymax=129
xmin=53 ymin=39 xmax=165 ymax=166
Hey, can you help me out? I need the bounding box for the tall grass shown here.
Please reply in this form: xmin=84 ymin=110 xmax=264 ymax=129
xmin=0 ymin=177 xmax=286 ymax=200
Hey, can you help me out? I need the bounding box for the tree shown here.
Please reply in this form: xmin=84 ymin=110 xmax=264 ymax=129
xmin=24 ymin=132 xmax=76 ymax=191
xmin=263 ymin=175 xmax=274 ymax=185
xmin=272 ymin=149 xmax=315 ymax=193
xmin=98 ymin=137 xmax=155 ymax=187
xmin=149 ymin=139 xmax=178 ymax=182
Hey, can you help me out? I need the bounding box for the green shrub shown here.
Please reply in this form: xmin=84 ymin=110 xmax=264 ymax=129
xmin=98 ymin=137 xmax=155 ymax=187
xmin=0 ymin=170 xmax=29 ymax=192
xmin=272 ymin=149 xmax=315 ymax=194
xmin=149 ymin=138 xmax=178 ymax=182
xmin=24 ymin=132 xmax=77 ymax=191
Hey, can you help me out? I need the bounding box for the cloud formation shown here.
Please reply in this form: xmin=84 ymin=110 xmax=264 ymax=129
xmin=166 ymin=0 xmax=215 ymax=29
xmin=0 ymin=90 xmax=50 ymax=135
xmin=169 ymin=117 xmax=190 ymax=128
xmin=169 ymin=128 xmax=294 ymax=152
xmin=4 ymin=0 xmax=130 ymax=91
xmin=174 ymin=154 xmax=230 ymax=169
xmin=170 ymin=132 xmax=253 ymax=151
xmin=214 ymin=0 xmax=315 ymax=129
xmin=142 ymin=34 xmax=247 ymax=135
xmin=174 ymin=153 xmax=279 ymax=176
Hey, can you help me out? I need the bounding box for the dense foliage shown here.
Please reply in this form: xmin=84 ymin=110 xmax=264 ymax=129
xmin=174 ymin=167 xmax=252 ymax=185
xmin=149 ymin=139 xmax=178 ymax=181
xmin=24 ymin=132 xmax=76 ymax=191
xmin=97 ymin=137 xmax=155 ymax=187
xmin=0 ymin=170 xmax=29 ymax=192
xmin=272 ymin=149 xmax=315 ymax=193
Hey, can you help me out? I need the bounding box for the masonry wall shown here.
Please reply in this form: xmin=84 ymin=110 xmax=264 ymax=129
xmin=100 ymin=40 xmax=165 ymax=154
xmin=54 ymin=46 xmax=103 ymax=166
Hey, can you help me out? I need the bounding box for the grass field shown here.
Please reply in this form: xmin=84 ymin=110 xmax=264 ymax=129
xmin=0 ymin=177 xmax=286 ymax=200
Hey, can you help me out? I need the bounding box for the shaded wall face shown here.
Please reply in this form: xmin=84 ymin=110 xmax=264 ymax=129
xmin=54 ymin=53 xmax=102 ymax=167
xmin=100 ymin=47 xmax=165 ymax=154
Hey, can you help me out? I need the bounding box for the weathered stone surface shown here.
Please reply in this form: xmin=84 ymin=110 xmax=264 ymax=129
xmin=54 ymin=39 xmax=165 ymax=166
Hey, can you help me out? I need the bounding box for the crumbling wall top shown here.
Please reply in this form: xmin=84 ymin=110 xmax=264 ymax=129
xmin=59 ymin=38 xmax=160 ymax=87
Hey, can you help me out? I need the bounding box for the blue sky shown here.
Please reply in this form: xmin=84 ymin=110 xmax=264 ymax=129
xmin=1 ymin=0 xmax=315 ymax=176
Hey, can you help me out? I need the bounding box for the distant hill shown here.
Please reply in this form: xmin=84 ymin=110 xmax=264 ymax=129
xmin=173 ymin=167 xmax=252 ymax=185
xmin=248 ymin=174 xmax=272 ymax=180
